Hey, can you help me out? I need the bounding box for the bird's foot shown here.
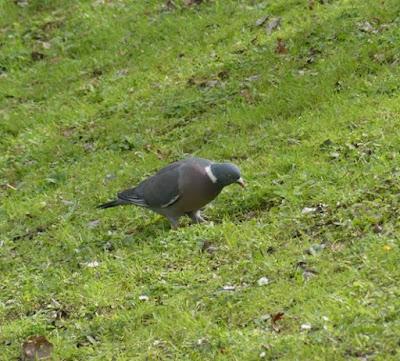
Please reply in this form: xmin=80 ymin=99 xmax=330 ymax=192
xmin=188 ymin=211 xmax=207 ymax=224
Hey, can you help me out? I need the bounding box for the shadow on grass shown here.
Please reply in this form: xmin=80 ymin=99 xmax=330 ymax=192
xmin=208 ymin=191 xmax=283 ymax=224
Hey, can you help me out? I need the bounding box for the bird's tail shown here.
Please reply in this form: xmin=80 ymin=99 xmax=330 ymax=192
xmin=97 ymin=199 xmax=128 ymax=209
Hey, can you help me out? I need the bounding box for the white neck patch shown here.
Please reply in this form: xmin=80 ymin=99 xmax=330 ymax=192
xmin=205 ymin=165 xmax=218 ymax=183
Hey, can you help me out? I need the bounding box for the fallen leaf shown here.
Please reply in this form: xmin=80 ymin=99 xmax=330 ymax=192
xmin=301 ymin=323 xmax=312 ymax=331
xmin=204 ymin=79 xmax=220 ymax=88
xmin=331 ymin=242 xmax=345 ymax=252
xmin=200 ymin=240 xmax=218 ymax=254
xmin=373 ymin=53 xmax=386 ymax=63
xmin=305 ymin=243 xmax=326 ymax=256
xmin=194 ymin=337 xmax=211 ymax=350
xmin=87 ymin=220 xmax=100 ymax=229
xmin=266 ymin=246 xmax=276 ymax=254
xmin=184 ymin=0 xmax=202 ymax=5
xmin=83 ymin=261 xmax=100 ymax=268
xmin=217 ymin=70 xmax=229 ymax=80
xmin=329 ymin=151 xmax=340 ymax=159
xmin=358 ymin=21 xmax=376 ymax=33
xmin=335 ymin=80 xmax=343 ymax=92
xmin=373 ymin=224 xmax=383 ymax=233
xmin=257 ymin=277 xmax=270 ymax=286
xmin=104 ymin=173 xmax=116 ymax=182
xmin=271 ymin=312 xmax=284 ymax=332
xmin=221 ymin=285 xmax=236 ymax=291
xmin=303 ymin=270 xmax=317 ymax=280
xmin=31 ymin=51 xmax=45 ymax=61
xmin=301 ymin=203 xmax=327 ymax=215
xmin=40 ymin=41 xmax=51 ymax=49
xmin=139 ymin=295 xmax=149 ymax=301
xmin=116 ymin=69 xmax=128 ymax=78
xmin=61 ymin=199 xmax=74 ymax=206
xmin=296 ymin=261 xmax=318 ymax=281
xmin=261 ymin=343 xmax=271 ymax=350
xmin=259 ymin=314 xmax=271 ymax=322
xmin=86 ymin=335 xmax=97 ymax=345
xmin=103 ymin=241 xmax=114 ymax=252
xmin=245 ymin=74 xmax=260 ymax=82
xmin=240 ymin=89 xmax=254 ymax=103
xmin=61 ymin=127 xmax=75 ymax=137
xmin=163 ymin=0 xmax=175 ymax=11
xmin=271 ymin=312 xmax=284 ymax=323
xmin=83 ymin=143 xmax=95 ymax=152
xmin=320 ymin=138 xmax=334 ymax=148
xmin=187 ymin=76 xmax=221 ymax=88
xmin=22 ymin=336 xmax=53 ymax=360
xmin=14 ymin=0 xmax=29 ymax=7
xmin=302 ymin=207 xmax=317 ymax=214
xmin=255 ymin=15 xmax=269 ymax=27
xmin=275 ymin=38 xmax=287 ymax=54
xmin=266 ymin=17 xmax=281 ymax=34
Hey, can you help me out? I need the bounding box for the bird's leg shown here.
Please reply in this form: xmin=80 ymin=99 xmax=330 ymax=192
xmin=188 ymin=210 xmax=206 ymax=224
xmin=167 ymin=216 xmax=180 ymax=230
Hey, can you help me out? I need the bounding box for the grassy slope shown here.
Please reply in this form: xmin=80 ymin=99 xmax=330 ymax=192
xmin=1 ymin=0 xmax=400 ymax=359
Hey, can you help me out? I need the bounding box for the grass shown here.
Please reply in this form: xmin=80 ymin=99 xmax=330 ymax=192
xmin=1 ymin=0 xmax=400 ymax=359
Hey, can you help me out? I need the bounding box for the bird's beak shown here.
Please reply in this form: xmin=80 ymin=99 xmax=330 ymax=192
xmin=236 ymin=177 xmax=245 ymax=188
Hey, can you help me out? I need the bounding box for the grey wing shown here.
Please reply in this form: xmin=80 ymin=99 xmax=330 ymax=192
xmin=118 ymin=161 xmax=183 ymax=208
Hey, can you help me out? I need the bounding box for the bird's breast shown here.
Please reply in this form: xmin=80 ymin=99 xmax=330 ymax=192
xmin=176 ymin=168 xmax=222 ymax=212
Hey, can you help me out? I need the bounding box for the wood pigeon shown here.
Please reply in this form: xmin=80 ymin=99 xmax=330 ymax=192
xmin=98 ymin=157 xmax=245 ymax=229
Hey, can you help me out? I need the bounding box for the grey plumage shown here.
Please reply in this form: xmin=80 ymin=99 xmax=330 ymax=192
xmin=98 ymin=157 xmax=244 ymax=229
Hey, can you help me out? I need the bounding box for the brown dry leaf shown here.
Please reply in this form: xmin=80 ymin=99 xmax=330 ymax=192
xmin=22 ymin=336 xmax=53 ymax=360
xmin=275 ymin=38 xmax=288 ymax=54
xmin=271 ymin=312 xmax=284 ymax=332
xmin=308 ymin=0 xmax=315 ymax=9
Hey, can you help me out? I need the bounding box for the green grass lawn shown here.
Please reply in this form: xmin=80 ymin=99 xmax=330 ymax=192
xmin=1 ymin=0 xmax=400 ymax=359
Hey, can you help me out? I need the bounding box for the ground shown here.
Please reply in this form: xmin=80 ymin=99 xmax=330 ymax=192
xmin=1 ymin=0 xmax=400 ymax=360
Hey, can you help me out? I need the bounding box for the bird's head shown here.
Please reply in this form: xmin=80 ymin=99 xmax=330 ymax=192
xmin=209 ymin=163 xmax=245 ymax=188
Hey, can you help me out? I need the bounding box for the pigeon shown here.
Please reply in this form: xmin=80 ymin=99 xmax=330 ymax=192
xmin=98 ymin=157 xmax=245 ymax=229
